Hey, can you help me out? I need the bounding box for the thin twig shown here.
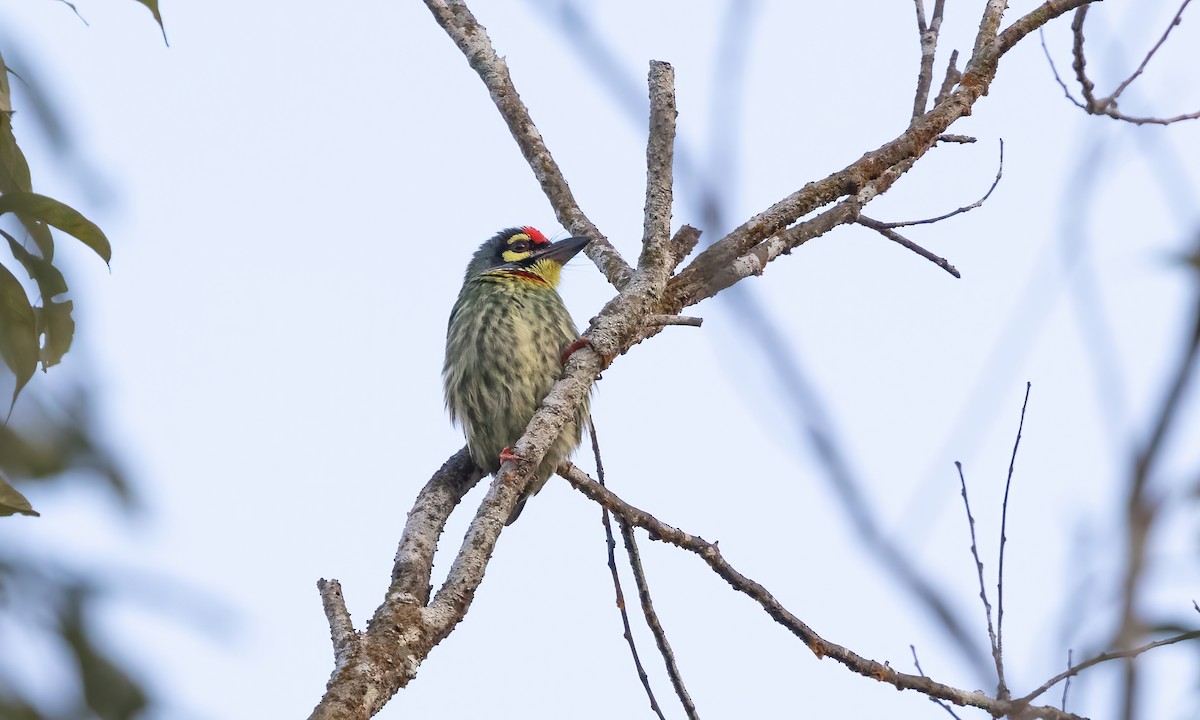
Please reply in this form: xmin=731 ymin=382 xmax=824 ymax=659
xmin=938 ymin=133 xmax=975 ymax=144
xmin=666 ymin=0 xmax=1100 ymax=309
xmin=881 ymin=139 xmax=1004 ymax=228
xmin=1039 ymin=29 xmax=1087 ymax=109
xmin=1061 ymin=649 xmax=1073 ymax=711
xmin=933 ymin=49 xmax=961 ymax=107
xmin=618 ymin=515 xmax=700 ymax=719
xmin=1107 ymin=0 xmax=1193 ymax=104
xmin=645 ymin=314 xmax=703 ymax=327
xmin=856 ymin=216 xmax=962 ymax=278
xmin=955 ymin=462 xmax=1003 ymax=693
xmin=912 ymin=0 xmax=948 ymax=118
xmin=1014 ymin=629 xmax=1200 ymax=707
xmin=560 ymin=462 xmax=1086 ymax=720
xmin=590 ymin=417 xmax=667 ymax=720
xmin=910 ymin=645 xmax=964 ymax=719
xmin=1065 ymin=3 xmax=1200 ymax=125
xmin=996 ymin=381 xmax=1032 ymax=702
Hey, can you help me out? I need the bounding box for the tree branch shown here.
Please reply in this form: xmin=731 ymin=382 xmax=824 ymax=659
xmin=558 ymin=462 xmax=1086 ymax=720
xmin=665 ymin=0 xmax=1100 ymax=310
xmin=911 ymin=0 xmax=948 ymax=118
xmin=422 ymin=0 xmax=635 ymax=287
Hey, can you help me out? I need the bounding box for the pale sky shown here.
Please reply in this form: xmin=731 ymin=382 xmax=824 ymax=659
xmin=3 ymin=1 xmax=1199 ymax=718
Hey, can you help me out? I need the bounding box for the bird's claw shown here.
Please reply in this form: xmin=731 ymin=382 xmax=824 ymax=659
xmin=561 ymin=337 xmax=614 ymax=370
xmin=499 ymin=446 xmax=520 ymax=464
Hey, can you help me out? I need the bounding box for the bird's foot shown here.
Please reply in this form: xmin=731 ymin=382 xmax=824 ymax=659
xmin=560 ymin=337 xmax=590 ymax=366
xmin=499 ymin=446 xmax=520 ymax=464
xmin=561 ymin=337 xmax=614 ymax=370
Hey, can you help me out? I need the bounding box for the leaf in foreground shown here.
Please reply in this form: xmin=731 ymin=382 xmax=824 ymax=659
xmin=0 ymin=472 xmax=39 ymax=516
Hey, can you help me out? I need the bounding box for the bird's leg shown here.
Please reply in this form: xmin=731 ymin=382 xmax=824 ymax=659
xmin=560 ymin=338 xmax=590 ymax=366
xmin=561 ymin=337 xmax=614 ymax=369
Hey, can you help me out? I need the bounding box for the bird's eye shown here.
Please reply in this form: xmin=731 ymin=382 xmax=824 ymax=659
xmin=508 ymin=240 xmax=531 ymax=253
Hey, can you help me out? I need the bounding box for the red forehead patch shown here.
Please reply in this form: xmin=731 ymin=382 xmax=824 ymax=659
xmin=521 ymin=226 xmax=550 ymax=245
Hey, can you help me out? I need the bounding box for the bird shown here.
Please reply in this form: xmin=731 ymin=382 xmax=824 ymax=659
xmin=443 ymin=226 xmax=591 ymax=524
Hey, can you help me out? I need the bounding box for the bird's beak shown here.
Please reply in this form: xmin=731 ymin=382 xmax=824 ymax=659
xmin=530 ymin=236 xmax=590 ymax=265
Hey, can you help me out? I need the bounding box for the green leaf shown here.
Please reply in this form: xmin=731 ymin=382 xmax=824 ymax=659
xmin=0 ymin=472 xmax=38 ymax=517
xmin=1 ymin=228 xmax=69 ymax=298
xmin=36 ymin=299 xmax=75 ymax=368
xmin=133 ymin=0 xmax=169 ymax=44
xmin=1 ymin=230 xmax=76 ymax=369
xmin=0 ymin=49 xmax=10 ymax=115
xmin=0 ymin=191 xmax=110 ymax=263
xmin=0 ymin=262 xmax=36 ymax=404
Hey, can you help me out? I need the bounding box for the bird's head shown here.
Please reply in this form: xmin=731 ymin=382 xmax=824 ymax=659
xmin=465 ymin=227 xmax=590 ymax=287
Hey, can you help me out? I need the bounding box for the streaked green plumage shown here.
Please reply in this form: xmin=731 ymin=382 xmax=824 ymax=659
xmin=443 ymin=227 xmax=589 ymax=523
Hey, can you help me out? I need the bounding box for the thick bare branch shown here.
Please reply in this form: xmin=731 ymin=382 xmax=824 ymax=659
xmin=422 ymin=0 xmax=635 ymax=288
xmin=309 ymin=449 xmax=483 ymax=720
xmin=638 ymin=60 xmax=677 ymax=280
xmin=392 ymin=447 xmax=484 ymax=601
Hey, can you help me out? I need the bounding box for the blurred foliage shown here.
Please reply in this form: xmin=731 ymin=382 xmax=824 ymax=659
xmin=1 ymin=1 xmax=167 ymax=718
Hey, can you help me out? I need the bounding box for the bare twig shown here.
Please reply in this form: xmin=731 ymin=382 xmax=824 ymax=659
xmin=880 ymin=139 xmax=1004 ymax=228
xmin=856 ymin=216 xmax=962 ymax=278
xmin=910 ymin=645 xmax=964 ymax=719
xmin=996 ymin=382 xmax=1032 ymax=702
xmin=912 ymin=0 xmax=948 ymax=118
xmin=1107 ymin=0 xmax=1193 ymax=105
xmin=1061 ymin=649 xmax=1073 ymax=711
xmin=937 ymin=133 xmax=975 ymax=144
xmin=560 ymin=461 xmax=1086 ymax=720
xmin=618 ymin=521 xmax=699 ymax=719
xmin=317 ymin=579 xmax=358 ymax=669
xmin=591 ymin=418 xmax=667 ymax=720
xmin=644 ymin=314 xmax=703 ymax=327
xmin=1014 ymin=629 xmax=1200 ymax=707
xmin=1064 ymin=3 xmax=1200 ymax=125
xmin=1070 ymin=8 xmax=1098 ymax=107
xmin=666 ymin=0 xmax=1099 ymax=309
xmin=1039 ymin=29 xmax=1087 ymax=107
xmin=422 ymin=0 xmax=634 ymax=288
xmin=955 ymin=462 xmax=1004 ymax=695
xmin=671 ymin=224 xmax=702 ymax=260
xmin=933 ymin=49 xmax=961 ymax=107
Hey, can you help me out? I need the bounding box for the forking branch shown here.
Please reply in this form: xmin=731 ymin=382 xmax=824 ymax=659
xmin=305 ymin=2 xmax=1198 ymax=719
